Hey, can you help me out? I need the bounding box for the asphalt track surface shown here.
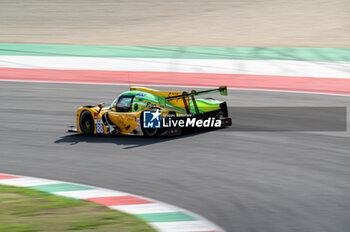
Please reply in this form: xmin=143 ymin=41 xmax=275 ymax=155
xmin=1 ymin=81 xmax=350 ymax=232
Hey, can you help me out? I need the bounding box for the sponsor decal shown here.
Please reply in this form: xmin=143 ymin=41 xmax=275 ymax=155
xmin=95 ymin=119 xmax=104 ymax=134
xmin=163 ymin=117 xmax=222 ymax=128
xmin=146 ymin=102 xmax=157 ymax=108
xmin=143 ymin=110 xmax=161 ymax=128
xmin=143 ymin=110 xmax=222 ymax=129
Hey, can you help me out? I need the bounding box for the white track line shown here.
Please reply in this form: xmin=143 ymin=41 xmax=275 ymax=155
xmin=0 ymin=56 xmax=349 ymax=78
xmin=1 ymin=79 xmax=350 ymax=97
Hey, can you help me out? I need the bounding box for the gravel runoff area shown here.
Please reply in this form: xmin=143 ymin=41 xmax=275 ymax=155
xmin=0 ymin=0 xmax=349 ymax=47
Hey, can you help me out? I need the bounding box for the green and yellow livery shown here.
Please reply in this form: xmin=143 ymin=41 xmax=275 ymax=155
xmin=72 ymin=86 xmax=231 ymax=137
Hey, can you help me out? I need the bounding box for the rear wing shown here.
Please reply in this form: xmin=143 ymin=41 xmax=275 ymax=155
xmin=159 ymin=86 xmax=227 ymax=114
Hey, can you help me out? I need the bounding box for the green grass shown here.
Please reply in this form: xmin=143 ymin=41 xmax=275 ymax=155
xmin=0 ymin=185 xmax=157 ymax=232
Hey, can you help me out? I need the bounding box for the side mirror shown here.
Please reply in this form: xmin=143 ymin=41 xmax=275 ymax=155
xmin=98 ymin=103 xmax=105 ymax=113
xmin=134 ymin=103 xmax=139 ymax=111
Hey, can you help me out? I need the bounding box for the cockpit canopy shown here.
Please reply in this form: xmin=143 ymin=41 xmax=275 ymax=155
xmin=110 ymin=91 xmax=158 ymax=112
xmin=115 ymin=95 xmax=134 ymax=112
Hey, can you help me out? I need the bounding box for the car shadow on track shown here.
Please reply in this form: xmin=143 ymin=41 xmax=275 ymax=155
xmin=54 ymin=129 xmax=216 ymax=149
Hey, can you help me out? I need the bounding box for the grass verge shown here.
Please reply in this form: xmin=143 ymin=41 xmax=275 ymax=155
xmin=0 ymin=184 xmax=157 ymax=232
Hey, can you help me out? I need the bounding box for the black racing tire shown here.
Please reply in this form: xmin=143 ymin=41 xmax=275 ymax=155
xmin=142 ymin=127 xmax=159 ymax=137
xmin=79 ymin=111 xmax=95 ymax=135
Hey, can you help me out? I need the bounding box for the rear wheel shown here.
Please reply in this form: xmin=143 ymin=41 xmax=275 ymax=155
xmin=142 ymin=128 xmax=159 ymax=137
xmin=79 ymin=111 xmax=94 ymax=135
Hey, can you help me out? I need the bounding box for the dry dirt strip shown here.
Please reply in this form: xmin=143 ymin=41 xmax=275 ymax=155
xmin=0 ymin=44 xmax=350 ymax=95
xmin=0 ymin=173 xmax=225 ymax=232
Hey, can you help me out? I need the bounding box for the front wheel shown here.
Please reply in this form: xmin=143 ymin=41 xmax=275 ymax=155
xmin=79 ymin=111 xmax=95 ymax=135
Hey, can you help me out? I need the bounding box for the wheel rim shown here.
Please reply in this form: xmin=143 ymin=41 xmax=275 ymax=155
xmin=80 ymin=111 xmax=94 ymax=134
xmin=84 ymin=120 xmax=91 ymax=131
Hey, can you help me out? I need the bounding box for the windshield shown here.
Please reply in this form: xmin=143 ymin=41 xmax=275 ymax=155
xmin=112 ymin=95 xmax=134 ymax=112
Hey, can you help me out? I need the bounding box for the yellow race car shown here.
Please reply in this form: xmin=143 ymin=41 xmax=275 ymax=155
xmin=71 ymin=86 xmax=231 ymax=137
